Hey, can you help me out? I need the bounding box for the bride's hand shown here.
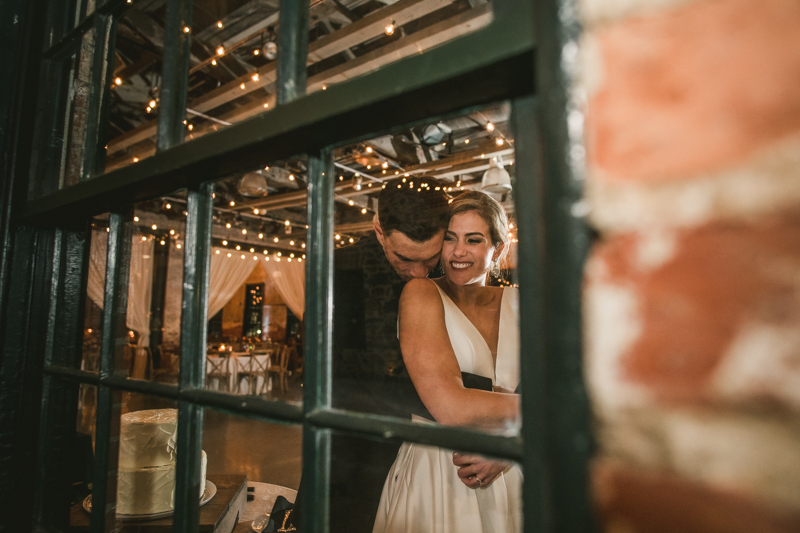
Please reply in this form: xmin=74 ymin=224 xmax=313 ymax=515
xmin=452 ymin=452 xmax=510 ymax=489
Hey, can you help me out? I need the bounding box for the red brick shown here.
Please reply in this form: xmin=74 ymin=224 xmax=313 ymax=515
xmin=588 ymin=209 xmax=800 ymax=402
xmin=587 ymin=0 xmax=800 ymax=182
xmin=593 ymin=461 xmax=800 ymax=533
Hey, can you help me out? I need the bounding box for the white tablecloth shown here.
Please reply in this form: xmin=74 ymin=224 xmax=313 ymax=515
xmin=206 ymin=352 xmax=272 ymax=394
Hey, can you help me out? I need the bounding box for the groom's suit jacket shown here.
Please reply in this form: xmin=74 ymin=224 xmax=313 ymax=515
xmin=329 ymin=232 xmax=437 ymax=532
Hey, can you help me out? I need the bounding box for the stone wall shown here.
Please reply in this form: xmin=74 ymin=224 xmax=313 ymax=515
xmin=580 ymin=0 xmax=800 ymax=530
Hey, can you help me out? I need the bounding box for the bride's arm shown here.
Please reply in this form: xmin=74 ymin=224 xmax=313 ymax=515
xmin=399 ymin=279 xmax=519 ymax=429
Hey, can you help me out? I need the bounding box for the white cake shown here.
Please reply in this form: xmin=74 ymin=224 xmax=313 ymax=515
xmin=116 ymin=409 xmax=208 ymax=515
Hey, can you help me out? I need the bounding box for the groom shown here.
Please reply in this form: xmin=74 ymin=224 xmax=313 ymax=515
xmin=293 ymin=177 xmax=504 ymax=532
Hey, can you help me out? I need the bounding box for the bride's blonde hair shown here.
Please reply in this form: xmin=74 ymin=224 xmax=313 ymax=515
xmin=448 ymin=191 xmax=509 ymax=276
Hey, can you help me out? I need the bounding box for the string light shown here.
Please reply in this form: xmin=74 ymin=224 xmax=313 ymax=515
xmin=187 ymin=124 xmax=193 ymax=130
xmin=263 ymin=103 xmax=268 ymax=108
xmin=169 ymin=229 xmax=175 ymax=235
xmin=486 ymin=122 xmax=495 ymax=131
xmin=240 ymin=83 xmax=246 ymax=89
xmin=151 ymin=224 xmax=157 ymax=230
xmin=254 ymin=209 xmax=260 ymax=214
xmin=288 ymin=174 xmax=295 ymax=181
xmin=176 ymin=243 xmax=181 ymax=249
xmin=166 ymin=203 xmax=171 ymax=209
xmin=183 ymin=26 xmax=191 ymax=33
xmin=230 ymin=201 xmax=235 ymax=206
xmin=335 ymin=234 xmax=340 ymax=240
xmin=273 ymin=237 xmax=279 ymax=243
xmin=114 ymin=77 xmax=122 ymax=85
xmin=222 ymin=240 xmax=228 ymax=245
xmin=133 ymin=216 xmax=139 ymax=222
xmin=216 ymin=46 xmax=225 ymax=56
xmin=465 ymin=139 xmax=470 ymax=144
xmin=366 ymin=146 xmax=373 ymax=153
xmin=348 ymin=200 xmax=354 ymax=206
xmin=235 ymin=245 xmax=241 ymax=250
xmin=225 ymin=223 xmax=231 ymax=229
xmin=381 ymin=162 xmax=389 ymax=169
xmin=361 ymin=208 xmax=367 ymax=214
xmin=216 ymin=250 xmax=220 ymax=254
xmin=253 ymin=49 xmax=260 ymax=56
xmin=211 ymin=59 xmax=217 ymax=66
xmin=496 ymin=138 xmax=504 ymax=145
xmin=217 ymin=21 xmax=223 ymax=28
xmin=242 ymin=229 xmax=247 ymax=235
xmin=301 ymin=243 xmax=306 ymax=249
xmin=149 ymin=100 xmax=157 ymax=108
xmin=141 ymin=236 xmax=147 ymax=241
xmin=384 ymin=21 xmax=395 ymax=35
xmin=284 ymin=220 xmax=291 ymax=226
xmin=251 ymin=73 xmax=259 ymax=82
xmin=258 ymin=233 xmax=263 ymax=239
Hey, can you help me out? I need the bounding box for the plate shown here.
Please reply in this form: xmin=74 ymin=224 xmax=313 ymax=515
xmin=83 ymin=480 xmax=217 ymax=521
xmin=251 ymin=512 xmax=270 ymax=533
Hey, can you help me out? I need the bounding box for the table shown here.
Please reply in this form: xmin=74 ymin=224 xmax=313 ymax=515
xmin=206 ymin=352 xmax=273 ymax=395
xmin=233 ymin=482 xmax=297 ymax=533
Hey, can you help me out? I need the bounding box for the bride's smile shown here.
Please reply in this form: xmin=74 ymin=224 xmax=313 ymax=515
xmin=442 ymin=210 xmax=501 ymax=286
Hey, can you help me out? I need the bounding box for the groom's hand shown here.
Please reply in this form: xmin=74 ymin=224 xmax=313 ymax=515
xmin=452 ymin=453 xmax=509 ymax=489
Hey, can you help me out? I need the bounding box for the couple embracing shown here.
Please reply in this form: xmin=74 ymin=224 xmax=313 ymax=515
xmin=330 ymin=175 xmax=521 ymax=533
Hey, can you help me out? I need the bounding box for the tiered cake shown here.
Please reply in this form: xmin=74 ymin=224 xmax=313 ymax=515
xmin=116 ymin=409 xmax=207 ymax=515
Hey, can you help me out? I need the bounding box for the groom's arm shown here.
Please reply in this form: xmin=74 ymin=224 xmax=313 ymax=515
xmin=452 ymin=452 xmax=510 ymax=489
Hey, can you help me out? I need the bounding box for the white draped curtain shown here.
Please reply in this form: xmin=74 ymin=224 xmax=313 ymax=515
xmin=89 ymin=238 xmax=305 ymax=341
xmin=207 ymin=251 xmax=259 ymax=319
xmin=263 ymin=258 xmax=305 ymax=319
xmin=87 ymin=232 xmax=154 ymax=346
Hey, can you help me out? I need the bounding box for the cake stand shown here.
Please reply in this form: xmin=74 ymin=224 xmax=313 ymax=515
xmin=82 ymin=480 xmax=217 ymax=521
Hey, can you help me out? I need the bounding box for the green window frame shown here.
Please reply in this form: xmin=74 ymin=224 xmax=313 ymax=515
xmin=0 ymin=0 xmax=593 ymax=531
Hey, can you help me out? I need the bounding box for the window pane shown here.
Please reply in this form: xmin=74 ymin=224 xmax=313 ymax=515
xmin=202 ymin=407 xmax=301 ymax=501
xmin=117 ymin=193 xmax=187 ymax=383
xmin=81 ymin=214 xmax=110 ymax=374
xmin=73 ymin=384 xmax=97 ymax=510
xmin=331 ymin=432 xmax=521 ymax=531
xmin=205 ymin=158 xmax=306 ymax=404
xmin=70 ymin=392 xmax=181 ymax=530
xmin=306 ymin=0 xmax=493 ymax=94
xmin=331 ymin=101 xmax=519 ymax=435
xmin=102 ymin=1 xmax=170 ymax=171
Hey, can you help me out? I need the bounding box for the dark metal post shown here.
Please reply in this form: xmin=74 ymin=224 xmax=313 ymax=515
xmin=173 ymin=182 xmax=214 ymax=533
xmin=277 ymin=0 xmax=309 ymax=104
xmin=533 ymin=0 xmax=594 ymax=530
xmin=157 ymin=0 xmax=194 ymax=151
xmin=91 ymin=211 xmax=132 ymax=533
xmin=300 ymin=150 xmax=334 ymax=533
xmin=148 ymin=240 xmax=170 ymax=366
xmin=511 ymin=95 xmax=553 ymax=533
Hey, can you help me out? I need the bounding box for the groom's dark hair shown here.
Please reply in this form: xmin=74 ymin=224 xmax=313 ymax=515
xmin=378 ymin=176 xmax=449 ymax=242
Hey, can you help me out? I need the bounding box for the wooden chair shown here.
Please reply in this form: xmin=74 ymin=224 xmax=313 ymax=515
xmin=125 ymin=344 xmax=153 ymax=380
xmin=267 ymin=345 xmax=291 ymax=393
xmin=206 ymin=352 xmax=230 ymax=391
xmin=153 ymin=344 xmax=180 ymax=383
xmin=237 ymin=350 xmax=271 ymax=395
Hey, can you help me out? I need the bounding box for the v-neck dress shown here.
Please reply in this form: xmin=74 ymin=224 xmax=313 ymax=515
xmin=372 ymin=282 xmax=521 ymax=533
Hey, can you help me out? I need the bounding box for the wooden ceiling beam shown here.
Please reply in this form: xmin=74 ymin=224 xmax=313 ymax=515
xmin=106 ymin=0 xmax=461 ymax=157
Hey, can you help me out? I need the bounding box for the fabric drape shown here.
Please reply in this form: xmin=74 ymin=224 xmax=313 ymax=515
xmin=87 ymin=231 xmax=154 ymax=346
xmin=263 ymin=258 xmax=305 ymax=319
xmin=207 ymin=251 xmax=259 ymax=319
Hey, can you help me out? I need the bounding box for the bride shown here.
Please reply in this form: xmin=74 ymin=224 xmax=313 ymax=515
xmin=373 ymin=190 xmax=521 ymax=533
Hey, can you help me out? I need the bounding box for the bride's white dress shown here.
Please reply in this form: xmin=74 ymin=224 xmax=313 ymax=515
xmin=373 ymin=283 xmax=521 ymax=533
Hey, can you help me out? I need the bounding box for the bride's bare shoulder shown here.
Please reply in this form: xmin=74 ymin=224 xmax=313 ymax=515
xmin=400 ymin=277 xmax=442 ymax=305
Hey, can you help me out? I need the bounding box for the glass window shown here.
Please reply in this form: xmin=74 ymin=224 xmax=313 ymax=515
xmin=205 ymin=158 xmax=307 ymax=404
xmin=331 ymin=101 xmax=519 ymax=439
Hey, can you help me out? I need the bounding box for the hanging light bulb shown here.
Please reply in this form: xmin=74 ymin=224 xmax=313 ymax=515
xmin=217 ymin=21 xmax=223 ymax=28
xmin=251 ymin=73 xmax=259 ymax=82
xmin=354 ymin=176 xmax=362 ymax=191
xmin=211 ymin=59 xmax=217 ymax=66
xmin=384 ymin=21 xmax=395 ymax=36
xmin=263 ymin=41 xmax=278 ymax=61
xmin=486 ymin=122 xmax=495 ymax=131
xmin=216 ymin=46 xmax=225 ymax=56
xmin=481 ymin=156 xmax=512 ymax=194
xmin=114 ymin=77 xmax=122 ymax=86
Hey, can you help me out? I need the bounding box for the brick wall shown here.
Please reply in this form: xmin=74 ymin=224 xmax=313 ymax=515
xmin=580 ymin=0 xmax=800 ymax=530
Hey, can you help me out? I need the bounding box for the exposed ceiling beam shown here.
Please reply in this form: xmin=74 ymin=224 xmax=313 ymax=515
xmin=106 ymin=0 xmax=460 ymax=158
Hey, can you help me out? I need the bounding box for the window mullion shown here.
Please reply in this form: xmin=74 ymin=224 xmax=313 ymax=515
xmin=157 ymin=0 xmax=194 ymax=151
xmin=91 ymin=211 xmax=131 ymax=533
xmin=511 ymin=95 xmax=553 ymax=533
xmin=276 ymin=0 xmax=309 ymax=104
xmin=301 ymin=150 xmax=334 ymax=533
xmin=173 ymin=182 xmax=214 ymax=533
xmin=82 ymin=13 xmax=115 ymax=180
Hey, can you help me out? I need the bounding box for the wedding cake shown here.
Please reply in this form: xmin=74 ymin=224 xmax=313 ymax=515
xmin=116 ymin=409 xmax=207 ymax=515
